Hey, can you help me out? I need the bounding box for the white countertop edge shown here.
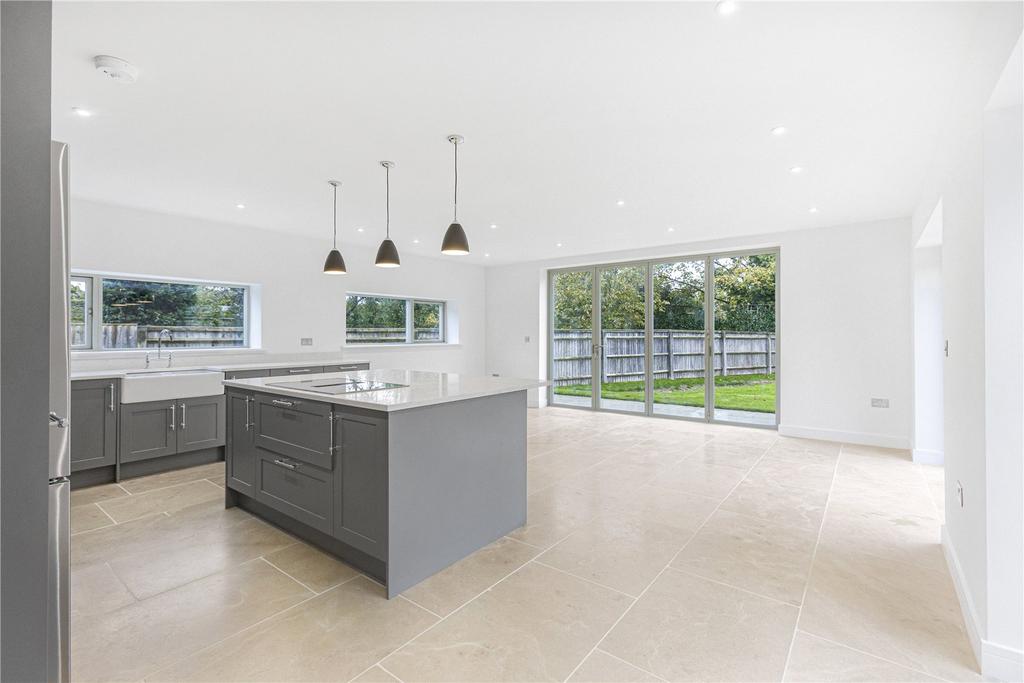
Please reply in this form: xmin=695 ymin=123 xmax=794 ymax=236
xmin=222 ymin=372 xmax=548 ymax=413
xmin=70 ymin=358 xmax=371 ymax=381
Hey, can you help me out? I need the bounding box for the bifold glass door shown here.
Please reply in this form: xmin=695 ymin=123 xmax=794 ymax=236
xmin=549 ymin=250 xmax=778 ymax=427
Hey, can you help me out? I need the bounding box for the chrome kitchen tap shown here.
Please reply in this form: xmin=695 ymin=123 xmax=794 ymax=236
xmin=157 ymin=329 xmax=173 ymax=366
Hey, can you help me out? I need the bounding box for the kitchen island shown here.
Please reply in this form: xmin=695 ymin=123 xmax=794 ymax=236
xmin=221 ymin=369 xmax=543 ymax=597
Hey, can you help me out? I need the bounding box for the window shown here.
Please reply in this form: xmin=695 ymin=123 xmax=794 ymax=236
xmin=70 ymin=273 xmax=250 ymax=351
xmin=346 ymin=294 xmax=446 ymax=344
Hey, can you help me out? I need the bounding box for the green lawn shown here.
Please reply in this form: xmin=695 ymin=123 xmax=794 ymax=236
xmin=555 ymin=373 xmax=776 ymax=413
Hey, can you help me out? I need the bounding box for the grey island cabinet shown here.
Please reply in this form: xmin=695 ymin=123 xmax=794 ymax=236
xmin=223 ymin=368 xmax=544 ymax=598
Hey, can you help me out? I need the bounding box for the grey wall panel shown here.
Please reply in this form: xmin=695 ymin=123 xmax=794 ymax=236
xmin=1 ymin=2 xmax=54 ymax=679
xmin=386 ymin=391 xmax=527 ymax=597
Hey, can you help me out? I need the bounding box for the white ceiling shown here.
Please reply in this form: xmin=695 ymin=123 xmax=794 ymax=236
xmin=52 ymin=1 xmax=1021 ymax=265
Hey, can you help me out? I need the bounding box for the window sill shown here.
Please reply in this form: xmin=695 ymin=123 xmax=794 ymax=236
xmin=71 ymin=347 xmax=264 ymax=361
xmin=343 ymin=343 xmax=461 ymax=349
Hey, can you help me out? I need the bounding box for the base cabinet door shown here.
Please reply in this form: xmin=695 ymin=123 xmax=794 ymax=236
xmin=333 ymin=410 xmax=388 ymax=560
xmin=70 ymin=380 xmax=118 ymax=472
xmin=119 ymin=400 xmax=176 ymax=463
xmin=178 ymin=395 xmax=225 ymax=453
xmin=226 ymin=391 xmax=256 ymax=496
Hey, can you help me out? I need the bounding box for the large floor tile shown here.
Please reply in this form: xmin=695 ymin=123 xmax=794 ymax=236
xmin=118 ymin=461 xmax=226 ymax=494
xmin=744 ymin=456 xmax=836 ymax=492
xmin=568 ymin=649 xmax=664 ymax=682
xmin=71 ymin=503 xmax=115 ymax=535
xmin=97 ymin=479 xmax=223 ymax=523
xmin=599 ymin=484 xmax=720 ymax=534
xmin=71 ymin=482 xmax=128 ymax=507
xmin=818 ymin=503 xmax=945 ymax=573
xmin=382 ymin=562 xmax=631 ymax=682
xmin=601 ymin=568 xmax=798 ymax=682
xmin=510 ymin=484 xmax=617 ymax=549
xmin=835 ymin=448 xmax=923 ymax=489
xmin=263 ymin=541 xmax=361 ymax=593
xmin=784 ymin=631 xmax=942 ymax=682
xmin=648 ymin=458 xmax=748 ymax=498
xmin=719 ymin=477 xmax=829 ymax=532
xmin=72 ymin=558 xmax=313 ymax=682
xmin=107 ymin=512 xmax=295 ymax=599
xmin=539 ymin=513 xmax=692 ymax=596
xmin=70 ymin=561 xmax=137 ymax=619
xmin=148 ymin=576 xmax=437 ymax=683
xmin=528 ymin=445 xmax=610 ymax=494
xmin=403 ymin=536 xmax=540 ymax=616
xmin=799 ymin=549 xmax=979 ymax=681
xmin=766 ymin=437 xmax=841 ymax=464
xmin=690 ymin=440 xmax=767 ymax=470
xmin=673 ymin=509 xmax=818 ymax=605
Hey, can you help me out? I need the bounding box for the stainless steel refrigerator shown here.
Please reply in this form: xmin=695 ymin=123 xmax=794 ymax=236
xmin=48 ymin=140 xmax=71 ymax=683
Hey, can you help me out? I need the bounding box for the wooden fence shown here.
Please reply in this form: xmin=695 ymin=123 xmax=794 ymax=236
xmin=346 ymin=327 xmax=443 ymax=343
xmin=72 ymin=324 xmax=246 ymax=349
xmin=553 ymin=329 xmax=776 ymax=386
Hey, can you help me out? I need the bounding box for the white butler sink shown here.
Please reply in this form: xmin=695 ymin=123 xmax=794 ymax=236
xmin=120 ymin=370 xmax=224 ymax=404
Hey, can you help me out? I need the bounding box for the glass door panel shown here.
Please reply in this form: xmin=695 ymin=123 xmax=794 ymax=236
xmin=598 ymin=265 xmax=647 ymax=413
xmin=652 ymin=259 xmax=707 ymax=419
xmin=550 ymin=269 xmax=595 ymax=408
xmin=711 ymin=253 xmax=778 ymax=426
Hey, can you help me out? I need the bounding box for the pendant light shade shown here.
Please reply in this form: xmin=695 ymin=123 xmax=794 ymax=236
xmin=441 ymin=134 xmax=470 ymax=255
xmin=322 ymin=180 xmax=347 ymax=274
xmin=375 ymin=161 xmax=401 ymax=268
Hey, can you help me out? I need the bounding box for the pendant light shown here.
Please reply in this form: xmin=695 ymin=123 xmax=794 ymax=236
xmin=375 ymin=161 xmax=401 ymax=268
xmin=322 ymin=180 xmax=347 ymax=274
xmin=440 ymin=134 xmax=470 ymax=255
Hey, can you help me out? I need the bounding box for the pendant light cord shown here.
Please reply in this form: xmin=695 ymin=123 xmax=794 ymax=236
xmin=332 ymin=183 xmax=338 ymax=249
xmin=385 ymin=165 xmax=391 ymax=238
xmin=453 ymin=140 xmax=459 ymax=222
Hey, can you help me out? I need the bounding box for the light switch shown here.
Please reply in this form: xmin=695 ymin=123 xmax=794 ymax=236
xmin=300 ymin=337 xmax=313 ymax=346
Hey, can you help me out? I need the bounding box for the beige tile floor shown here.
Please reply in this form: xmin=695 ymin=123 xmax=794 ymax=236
xmin=69 ymin=407 xmax=975 ymax=683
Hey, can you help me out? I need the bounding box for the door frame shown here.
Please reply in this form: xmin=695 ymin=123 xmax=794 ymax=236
xmin=546 ymin=246 xmax=781 ymax=428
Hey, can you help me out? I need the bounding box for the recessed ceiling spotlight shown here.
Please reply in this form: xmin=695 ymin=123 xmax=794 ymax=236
xmin=616 ymin=199 xmax=626 ymax=207
xmin=490 ymin=224 xmax=497 ymax=229
xmin=556 ymin=242 xmax=563 ymax=248
xmin=484 ymin=253 xmax=491 ymax=258
xmin=93 ymin=55 xmax=139 ymax=83
xmin=667 ymin=227 xmax=676 ymax=232
xmin=72 ymin=107 xmax=92 ymax=117
xmin=770 ymin=126 xmax=787 ymax=136
xmin=789 ymin=166 xmax=804 ymax=174
xmin=715 ymin=1 xmax=738 ymax=16
xmin=413 ymin=238 xmax=421 ymax=244
xmin=235 ymin=203 xmax=245 ymax=209
xmin=356 ymin=226 xmax=365 ymax=233
xmin=809 ymin=207 xmax=819 ymax=214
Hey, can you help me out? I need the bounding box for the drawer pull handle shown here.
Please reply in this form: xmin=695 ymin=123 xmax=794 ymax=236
xmin=273 ymin=458 xmax=296 ymax=470
xmin=272 ymin=399 xmax=296 ymax=407
xmin=288 ymin=368 xmax=311 ymax=374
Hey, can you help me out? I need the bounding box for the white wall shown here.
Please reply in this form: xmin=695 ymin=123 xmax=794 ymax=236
xmin=485 ymin=218 xmax=914 ymax=448
xmin=69 ymin=199 xmax=487 ymax=376
xmin=912 ymin=245 xmax=944 ymax=463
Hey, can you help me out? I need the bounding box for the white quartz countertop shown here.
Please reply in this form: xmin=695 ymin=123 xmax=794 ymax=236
xmin=223 ymin=369 xmax=547 ymax=412
xmin=70 ymin=358 xmax=369 ymax=381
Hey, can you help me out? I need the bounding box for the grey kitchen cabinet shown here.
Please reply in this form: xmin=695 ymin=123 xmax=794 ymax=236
xmin=120 ymin=394 xmax=225 ymax=464
xmin=70 ymin=379 xmax=118 ymax=472
xmin=119 ymin=400 xmax=177 ymax=463
xmin=269 ymin=366 xmax=325 ymax=377
xmin=225 ymin=389 xmax=257 ymax=496
xmin=253 ymin=394 xmax=334 ymax=470
xmin=333 ymin=409 xmax=388 ymax=560
xmin=223 ymin=369 xmax=270 ymax=381
xmin=255 ymin=452 xmax=333 ymax=535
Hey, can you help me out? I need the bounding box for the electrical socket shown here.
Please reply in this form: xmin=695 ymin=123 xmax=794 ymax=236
xmin=871 ymin=398 xmax=890 ymax=408
xmin=956 ymin=480 xmax=964 ymax=508
xmin=300 ymin=338 xmax=313 ymax=346
xmin=524 ymin=336 xmax=531 ymax=343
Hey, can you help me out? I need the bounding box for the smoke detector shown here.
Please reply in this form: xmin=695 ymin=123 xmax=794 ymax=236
xmin=93 ymin=55 xmax=139 ymax=83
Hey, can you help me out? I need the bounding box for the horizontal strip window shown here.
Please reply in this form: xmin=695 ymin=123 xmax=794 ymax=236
xmin=345 ymin=294 xmax=446 ymax=344
xmin=70 ymin=273 xmax=251 ymax=351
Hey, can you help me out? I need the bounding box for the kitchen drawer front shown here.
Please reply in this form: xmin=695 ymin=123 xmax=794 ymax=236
xmin=255 ymin=452 xmax=332 ymax=535
xmin=322 ymin=363 xmax=370 ymax=373
xmin=253 ymin=394 xmax=333 ymax=469
xmin=269 ymin=366 xmax=325 ymax=377
xmin=223 ymin=369 xmax=270 ymax=380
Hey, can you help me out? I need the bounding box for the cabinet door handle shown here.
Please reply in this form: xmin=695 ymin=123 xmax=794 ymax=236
xmin=169 ymin=403 xmax=176 ymax=431
xmin=328 ymin=412 xmax=336 ymax=452
xmin=271 ymin=399 xmax=296 ymax=408
xmin=244 ymin=396 xmax=251 ymax=430
xmin=273 ymin=458 xmax=296 ymax=470
xmin=180 ymin=402 xmax=186 ymax=429
xmin=108 ymin=382 xmax=115 ymax=412
xmin=287 ymin=368 xmax=311 ymax=374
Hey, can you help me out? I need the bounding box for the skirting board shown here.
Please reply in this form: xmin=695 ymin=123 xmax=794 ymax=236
xmin=912 ymin=448 xmax=944 ymax=465
xmin=942 ymin=526 xmax=1024 ymax=682
xmin=778 ymin=423 xmax=910 ymax=449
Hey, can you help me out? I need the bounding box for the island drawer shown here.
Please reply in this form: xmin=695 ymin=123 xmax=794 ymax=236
xmin=269 ymin=366 xmax=325 ymax=377
xmin=255 ymin=452 xmax=332 ymax=535
xmin=223 ymin=369 xmax=270 ymax=380
xmin=323 ymin=363 xmax=370 ymax=373
xmin=254 ymin=394 xmax=334 ymax=470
